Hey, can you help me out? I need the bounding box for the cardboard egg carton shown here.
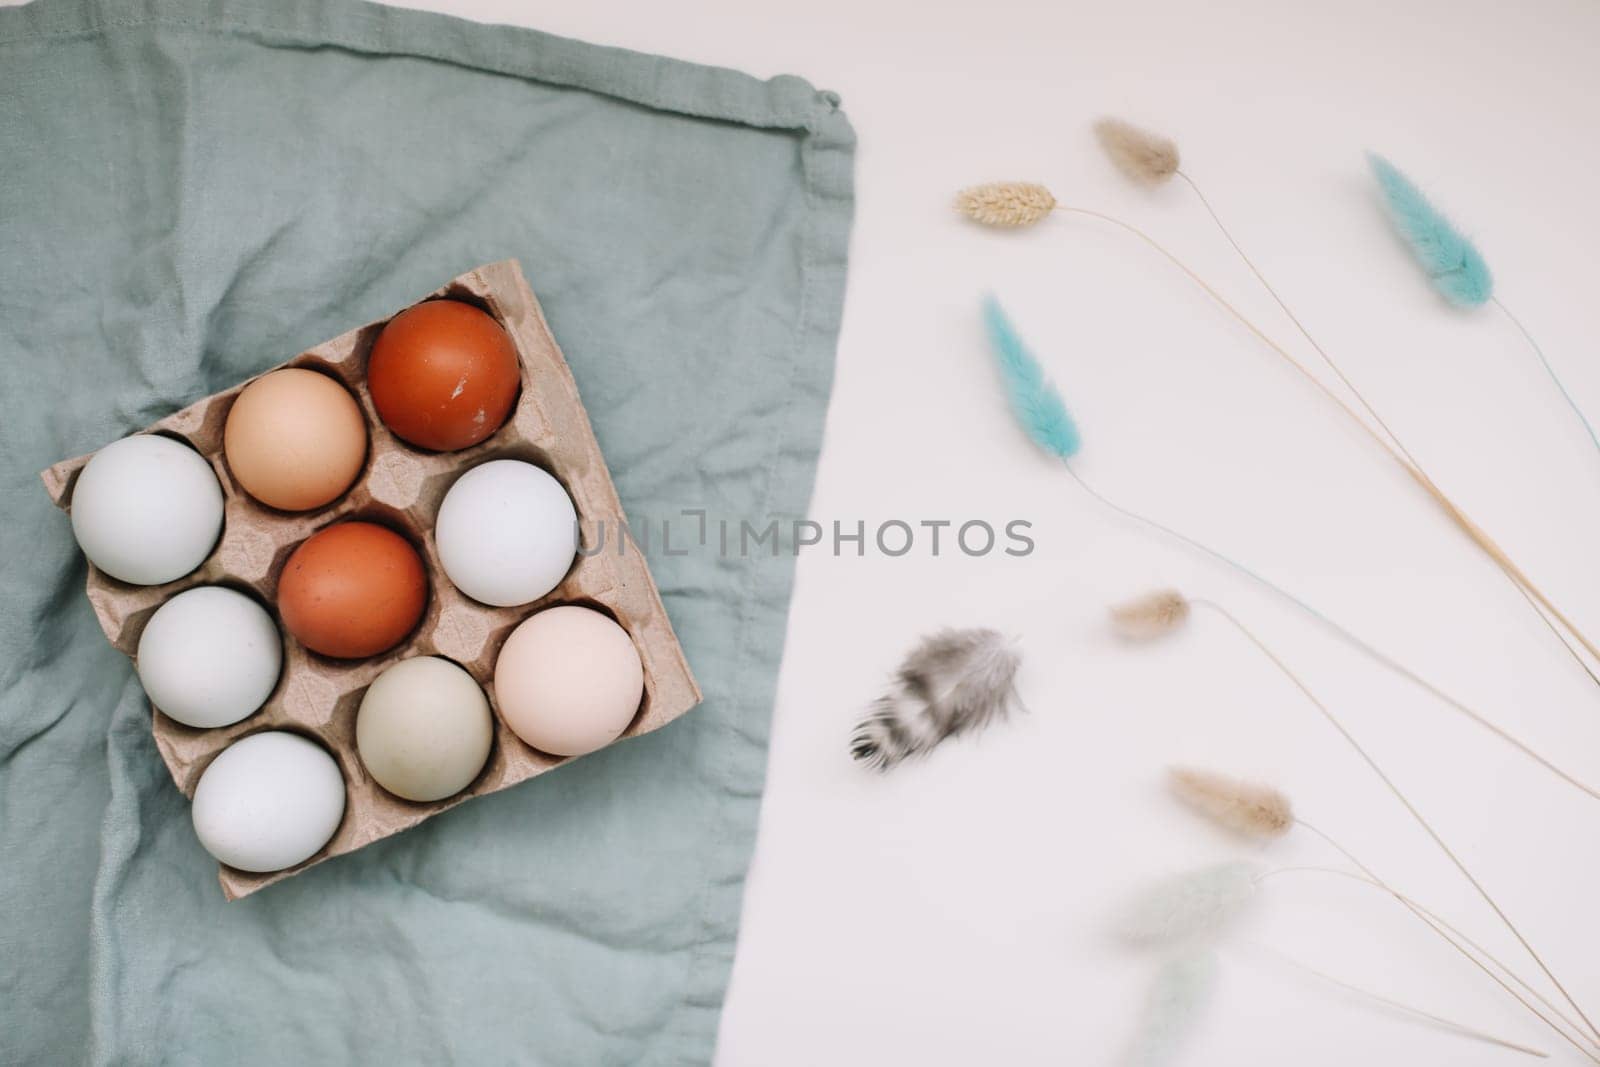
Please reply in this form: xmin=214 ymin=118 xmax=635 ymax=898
xmin=40 ymin=260 xmax=701 ymax=900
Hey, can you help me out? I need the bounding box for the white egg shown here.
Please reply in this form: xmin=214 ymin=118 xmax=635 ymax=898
xmin=191 ymin=732 xmax=345 ymax=873
xmin=70 ymin=434 xmax=224 ymax=585
xmin=435 ymin=459 xmax=577 ymax=606
xmin=137 ymin=586 xmax=282 ymax=729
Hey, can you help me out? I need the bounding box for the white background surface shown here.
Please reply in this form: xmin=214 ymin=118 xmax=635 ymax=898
xmin=384 ymin=1 xmax=1600 ymax=1063
xmin=52 ymin=0 xmax=1600 ymax=1061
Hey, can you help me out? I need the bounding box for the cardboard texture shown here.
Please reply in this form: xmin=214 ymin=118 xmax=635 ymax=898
xmin=40 ymin=260 xmax=702 ymax=900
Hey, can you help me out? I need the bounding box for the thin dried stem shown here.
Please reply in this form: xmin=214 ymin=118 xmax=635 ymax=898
xmin=1050 ymin=204 xmax=1600 ymax=669
xmin=1294 ymin=820 xmax=1598 ymax=1049
xmin=1063 ymin=463 xmax=1600 ymax=801
xmin=1175 ymin=173 xmax=1600 ymax=690
xmin=1242 ymin=940 xmax=1548 ymax=1057
xmin=1198 ymin=598 xmax=1600 ymax=1046
xmin=1510 ymin=571 xmax=1600 ymax=690
xmin=1174 ymin=171 xmax=1422 ymax=469
xmin=1260 ymin=862 xmax=1599 ymax=1062
xmin=1494 ymin=296 xmax=1600 ymax=461
xmin=1486 ymin=302 xmax=1600 ymax=683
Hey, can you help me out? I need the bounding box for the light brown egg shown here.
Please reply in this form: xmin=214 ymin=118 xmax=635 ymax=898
xmin=224 ymin=368 xmax=367 ymax=510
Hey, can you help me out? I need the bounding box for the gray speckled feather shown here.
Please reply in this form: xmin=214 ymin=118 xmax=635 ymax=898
xmin=850 ymin=628 xmax=1022 ymax=770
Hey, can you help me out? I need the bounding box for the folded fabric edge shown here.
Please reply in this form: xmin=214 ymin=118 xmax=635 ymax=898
xmin=0 ymin=0 xmax=858 ymax=146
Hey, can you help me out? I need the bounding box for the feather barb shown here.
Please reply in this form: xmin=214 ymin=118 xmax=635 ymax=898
xmin=850 ymin=628 xmax=1023 ymax=770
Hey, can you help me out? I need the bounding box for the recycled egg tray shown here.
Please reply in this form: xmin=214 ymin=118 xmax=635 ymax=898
xmin=40 ymin=259 xmax=701 ymax=900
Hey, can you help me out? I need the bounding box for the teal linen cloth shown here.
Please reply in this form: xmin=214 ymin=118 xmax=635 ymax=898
xmin=0 ymin=1 xmax=853 ymax=1062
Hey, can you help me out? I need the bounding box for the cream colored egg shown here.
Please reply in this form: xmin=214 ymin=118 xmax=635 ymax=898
xmin=493 ymin=606 xmax=643 ymax=757
xmin=356 ymin=657 xmax=493 ymax=802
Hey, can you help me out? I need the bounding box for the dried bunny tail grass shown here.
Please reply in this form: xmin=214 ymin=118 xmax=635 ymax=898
xmin=968 ymin=152 xmax=1600 ymax=672
xmin=1118 ymin=861 xmax=1260 ymax=947
xmin=1123 ymin=950 xmax=1218 ymax=1067
xmin=1168 ymin=767 xmax=1293 ymax=839
xmin=954 ymin=182 xmax=1057 ymax=228
xmin=984 ymin=295 xmax=1081 ymax=458
xmin=1064 ymin=477 xmax=1600 ymax=805
xmin=1205 ymin=600 xmax=1600 ymax=1046
xmin=1111 ymin=589 xmax=1191 ymax=640
xmin=1368 ymin=153 xmax=1492 ymax=308
xmin=1094 ymin=118 xmax=1180 ymax=185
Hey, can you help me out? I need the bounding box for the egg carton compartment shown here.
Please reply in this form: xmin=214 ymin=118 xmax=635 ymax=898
xmin=40 ymin=260 xmax=702 ymax=900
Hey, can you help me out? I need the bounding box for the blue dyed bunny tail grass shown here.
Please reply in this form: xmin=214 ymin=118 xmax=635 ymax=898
xmin=1368 ymin=154 xmax=1493 ymax=308
xmin=1123 ymin=950 xmax=1218 ymax=1067
xmin=1368 ymin=157 xmax=1599 ymax=457
xmin=982 ymin=295 xmax=1081 ymax=459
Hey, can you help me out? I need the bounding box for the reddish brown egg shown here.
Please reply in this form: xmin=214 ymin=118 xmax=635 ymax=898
xmin=277 ymin=522 xmax=426 ymax=658
xmin=367 ymin=300 xmax=521 ymax=452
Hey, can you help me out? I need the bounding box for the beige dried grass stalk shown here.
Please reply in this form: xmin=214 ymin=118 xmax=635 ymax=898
xmin=1290 ymin=833 xmax=1600 ymax=1057
xmin=957 ymin=163 xmax=1600 ymax=671
xmin=1262 ymin=863 xmax=1598 ymax=1062
xmin=1167 ymin=766 xmax=1292 ymax=838
xmin=954 ymin=182 xmax=1057 ymax=228
xmin=1147 ymin=773 xmax=1567 ymax=1056
xmin=1110 ymin=589 xmax=1191 ymax=640
xmin=1165 ymin=771 xmax=1592 ymax=1057
xmin=1092 ymin=209 xmax=1597 ymax=666
xmin=1191 ymin=597 xmax=1600 ymax=1050
xmin=967 ymin=185 xmax=1600 ymax=801
xmin=1093 ymin=117 xmax=1180 ymax=184
xmin=1088 ymin=504 xmax=1600 ymax=803
xmin=1247 ymin=942 xmax=1551 ymax=1058
xmin=1160 ymin=141 xmax=1600 ymax=688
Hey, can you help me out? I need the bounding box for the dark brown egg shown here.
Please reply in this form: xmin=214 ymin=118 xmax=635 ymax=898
xmin=367 ymin=300 xmax=521 ymax=452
